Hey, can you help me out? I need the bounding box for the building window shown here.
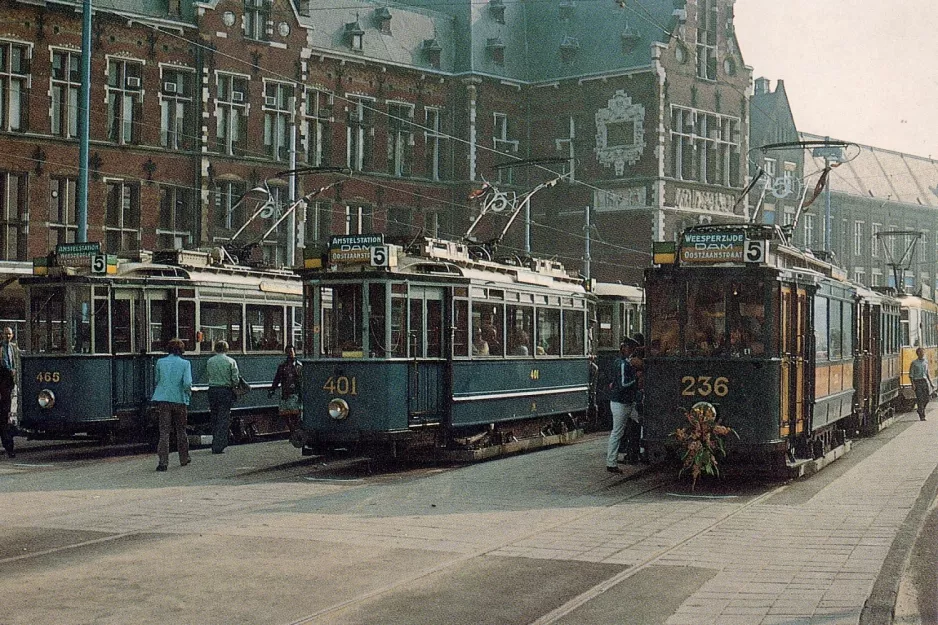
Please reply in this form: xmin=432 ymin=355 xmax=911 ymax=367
xmin=493 ymin=113 xmax=517 ymax=184
xmin=0 ymin=41 xmax=28 ymax=132
xmin=387 ymin=205 xmax=412 ymax=239
xmin=158 ymin=186 xmax=193 ymax=249
xmin=347 ymin=97 xmax=375 ymax=172
xmin=104 ymin=180 xmax=140 ymax=253
xmin=263 ymin=81 xmax=294 ymax=162
xmin=304 ymin=200 xmax=331 ymax=248
xmin=106 ymin=59 xmax=143 ymax=144
xmin=344 ymin=204 xmax=372 ymax=235
xmin=487 ymin=38 xmax=506 ymax=66
xmin=160 ymin=68 xmax=194 ymax=150
xmin=854 ymin=268 xmax=866 ymax=285
xmin=854 ymin=221 xmax=865 ymax=256
xmin=489 ymin=0 xmax=506 ymax=24
xmin=696 ymin=0 xmax=717 ymax=80
xmin=387 ymin=102 xmax=414 ymax=177
xmin=0 ymin=172 xmax=27 ymax=260
xmin=670 ymin=106 xmax=740 ymax=186
xmin=304 ymin=89 xmax=332 ymax=166
xmin=216 ymin=73 xmax=249 ymax=155
xmin=244 ymin=0 xmax=269 ymax=41
xmin=762 ymin=157 xmax=776 ymax=180
xmin=51 ymin=50 xmax=79 ymax=138
xmin=803 ymin=213 xmax=814 ymax=248
xmin=872 ymin=270 xmax=882 ymax=287
xmin=424 ymin=107 xmax=444 ymax=181
xmin=213 ymin=180 xmax=247 ymax=231
xmin=871 ymin=223 xmax=881 ymax=257
xmin=49 ymin=177 xmax=77 ymax=248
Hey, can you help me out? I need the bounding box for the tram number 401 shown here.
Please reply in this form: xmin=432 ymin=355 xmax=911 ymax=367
xmin=322 ymin=376 xmax=358 ymax=396
xmin=681 ymin=376 xmax=729 ymax=397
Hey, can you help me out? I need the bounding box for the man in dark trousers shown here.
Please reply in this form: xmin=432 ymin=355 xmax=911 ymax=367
xmin=206 ymin=340 xmax=240 ymax=454
xmin=910 ymin=347 xmax=932 ymax=421
xmin=151 ymin=338 xmax=192 ymax=471
xmin=0 ymin=327 xmax=20 ymax=459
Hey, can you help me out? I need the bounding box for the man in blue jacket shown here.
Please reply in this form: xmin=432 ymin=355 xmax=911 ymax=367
xmin=151 ymin=338 xmax=193 ymax=472
xmin=606 ymin=338 xmax=638 ymax=473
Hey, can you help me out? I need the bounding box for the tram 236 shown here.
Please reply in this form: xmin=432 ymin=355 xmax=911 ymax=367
xmin=20 ymin=248 xmax=303 ymax=443
xmin=296 ymin=236 xmax=596 ymax=460
xmin=643 ymin=224 xmax=904 ymax=472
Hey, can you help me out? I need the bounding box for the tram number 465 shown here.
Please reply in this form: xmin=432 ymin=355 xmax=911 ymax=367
xmin=36 ymin=371 xmax=61 ymax=383
xmin=681 ymin=376 xmax=729 ymax=397
xmin=322 ymin=376 xmax=358 ymax=396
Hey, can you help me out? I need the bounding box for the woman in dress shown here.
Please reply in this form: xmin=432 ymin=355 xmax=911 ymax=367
xmin=269 ymin=344 xmax=303 ymax=445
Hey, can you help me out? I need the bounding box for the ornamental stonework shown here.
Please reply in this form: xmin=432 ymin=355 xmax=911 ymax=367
xmin=594 ymin=90 xmax=645 ymax=176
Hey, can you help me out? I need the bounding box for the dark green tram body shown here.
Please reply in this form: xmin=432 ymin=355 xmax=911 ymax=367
xmin=19 ymin=250 xmax=303 ymax=441
xmin=645 ymin=224 xmax=903 ymax=469
xmin=297 ymin=237 xmax=595 ymax=457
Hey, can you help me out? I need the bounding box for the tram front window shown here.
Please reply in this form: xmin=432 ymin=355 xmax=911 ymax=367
xmin=72 ymin=288 xmax=91 ymax=353
xmin=30 ymin=288 xmax=67 ymax=353
xmin=648 ymin=275 xmax=680 ymax=356
xmin=325 ymin=284 xmax=364 ymax=358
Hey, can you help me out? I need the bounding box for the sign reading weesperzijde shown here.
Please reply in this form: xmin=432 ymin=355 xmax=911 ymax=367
xmin=329 ymin=234 xmax=384 ymax=264
xmin=679 ymin=231 xmax=745 ymax=263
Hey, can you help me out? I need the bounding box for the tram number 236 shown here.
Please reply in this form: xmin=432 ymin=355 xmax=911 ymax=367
xmin=322 ymin=376 xmax=358 ymax=396
xmin=681 ymin=376 xmax=729 ymax=397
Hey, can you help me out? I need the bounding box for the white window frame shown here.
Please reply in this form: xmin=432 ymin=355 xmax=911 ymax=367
xmin=160 ymin=66 xmax=194 ymax=150
xmin=215 ymin=72 xmax=249 ymax=156
xmin=104 ymin=178 xmax=141 ymax=253
xmin=387 ymin=101 xmax=414 ymax=177
xmin=263 ymin=80 xmax=294 ymax=162
xmin=424 ymin=107 xmax=444 ymax=181
xmin=51 ymin=48 xmax=79 ymax=138
xmin=855 ymin=221 xmax=865 ymax=256
xmin=105 ymin=57 xmax=144 ymax=145
xmin=346 ymin=96 xmax=375 ymax=172
xmin=304 ymin=88 xmax=332 ymax=167
xmin=0 ymin=40 xmax=29 ymax=133
xmin=670 ymin=105 xmax=740 ymax=185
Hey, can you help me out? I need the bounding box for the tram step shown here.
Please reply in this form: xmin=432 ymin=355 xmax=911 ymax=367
xmin=787 ymin=439 xmax=852 ymax=479
xmin=443 ymin=428 xmax=584 ymax=462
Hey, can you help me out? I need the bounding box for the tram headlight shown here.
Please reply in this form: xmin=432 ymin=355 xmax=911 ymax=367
xmin=690 ymin=401 xmax=717 ymax=421
xmin=328 ymin=398 xmax=350 ymax=420
xmin=38 ymin=389 xmax=56 ymax=410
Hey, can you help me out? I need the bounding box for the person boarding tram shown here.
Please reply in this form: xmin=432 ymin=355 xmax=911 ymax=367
xmin=606 ymin=338 xmax=638 ymax=474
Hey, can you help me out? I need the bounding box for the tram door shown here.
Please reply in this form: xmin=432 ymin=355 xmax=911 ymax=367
xmin=407 ymin=286 xmax=445 ymax=424
xmin=780 ymin=286 xmax=808 ymax=439
xmin=111 ymin=290 xmax=147 ymax=412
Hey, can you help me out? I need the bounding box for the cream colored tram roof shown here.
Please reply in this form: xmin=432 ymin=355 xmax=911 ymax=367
xmin=392 ymin=258 xmax=587 ymax=296
xmin=113 ymin=263 xmax=302 ymax=296
xmin=591 ymin=282 xmax=643 ymax=301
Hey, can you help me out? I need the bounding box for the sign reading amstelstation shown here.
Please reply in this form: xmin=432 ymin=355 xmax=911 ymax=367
xmin=329 ymin=234 xmax=384 ymax=263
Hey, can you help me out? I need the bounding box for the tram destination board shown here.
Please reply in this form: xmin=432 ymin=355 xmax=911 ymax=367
xmin=55 ymin=242 xmax=102 ymax=267
xmin=329 ymin=234 xmax=383 ymax=264
xmin=679 ymin=231 xmax=745 ymax=264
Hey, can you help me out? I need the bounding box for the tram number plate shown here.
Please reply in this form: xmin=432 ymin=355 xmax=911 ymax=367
xmin=36 ymin=371 xmax=61 ymax=383
xmin=322 ymin=376 xmax=358 ymax=396
xmin=681 ymin=376 xmax=728 ymax=397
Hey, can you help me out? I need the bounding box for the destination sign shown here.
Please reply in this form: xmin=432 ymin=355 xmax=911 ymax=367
xmin=329 ymin=234 xmax=384 ymax=265
xmin=680 ymin=231 xmax=745 ymax=263
xmin=56 ymin=242 xmax=101 ymax=257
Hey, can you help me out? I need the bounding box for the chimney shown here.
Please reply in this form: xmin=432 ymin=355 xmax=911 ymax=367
xmin=754 ymin=77 xmax=771 ymax=95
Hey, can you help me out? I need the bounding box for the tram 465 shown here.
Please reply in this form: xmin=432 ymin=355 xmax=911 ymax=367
xmin=20 ymin=248 xmax=303 ymax=442
xmin=643 ymin=224 xmax=904 ymax=471
xmin=296 ymin=236 xmax=597 ymax=460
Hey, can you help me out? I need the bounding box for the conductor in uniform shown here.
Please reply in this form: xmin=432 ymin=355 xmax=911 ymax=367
xmin=0 ymin=327 xmax=20 ymax=459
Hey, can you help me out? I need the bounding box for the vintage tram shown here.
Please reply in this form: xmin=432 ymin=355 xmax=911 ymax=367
xmin=896 ymin=293 xmax=938 ymax=409
xmin=643 ymin=224 xmax=904 ymax=470
xmin=19 ymin=247 xmax=303 ymax=442
xmin=296 ymin=236 xmax=602 ymax=460
xmin=592 ymin=282 xmax=644 ymax=430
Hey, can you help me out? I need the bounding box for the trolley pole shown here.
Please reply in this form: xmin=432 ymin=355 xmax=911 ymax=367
xmin=76 ymin=0 xmax=92 ymax=243
xmin=584 ymin=204 xmax=591 ymax=280
xmin=824 ymin=156 xmax=832 ymax=254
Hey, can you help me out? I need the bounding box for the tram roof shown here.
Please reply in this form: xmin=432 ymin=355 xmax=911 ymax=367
xmin=591 ymin=282 xmax=643 ymax=300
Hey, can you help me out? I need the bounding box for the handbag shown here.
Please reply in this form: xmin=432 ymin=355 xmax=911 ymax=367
xmin=232 ymin=376 xmax=251 ymax=399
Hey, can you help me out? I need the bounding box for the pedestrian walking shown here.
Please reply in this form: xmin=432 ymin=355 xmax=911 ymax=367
xmin=0 ymin=326 xmax=20 ymax=459
xmin=270 ymin=345 xmax=303 ymax=445
xmin=206 ymin=340 xmax=240 ymax=454
xmin=151 ymin=338 xmax=192 ymax=471
xmin=910 ymin=347 xmax=932 ymax=421
xmin=606 ymin=338 xmax=638 ymax=473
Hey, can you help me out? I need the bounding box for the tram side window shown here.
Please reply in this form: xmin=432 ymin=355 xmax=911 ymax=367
xmin=648 ymin=277 xmax=680 ymax=356
xmin=93 ymin=298 xmax=110 ymax=354
xmin=426 ymin=298 xmax=442 ymax=358
xmin=178 ymin=301 xmax=196 ymax=351
xmin=829 ymin=301 xmax=843 ymax=360
xmin=562 ymin=308 xmax=585 ymax=356
xmin=901 ymin=308 xmax=910 ymax=347
xmin=246 ymin=305 xmax=283 ymax=351
xmin=453 ymin=299 xmax=469 ymax=357
xmin=814 ymin=296 xmax=829 ymax=361
xmin=596 ymin=303 xmax=615 ymax=349
xmin=291 ymin=307 xmax=304 ymax=353
xmin=843 ymin=303 xmax=854 ymax=357
xmin=537 ymin=308 xmax=561 ymax=355
xmin=200 ymin=302 xmax=242 ymax=352
xmin=149 ymin=300 xmax=175 ymax=352
xmin=368 ymin=284 xmax=387 ymax=357
xmin=30 ymin=289 xmax=67 ymax=353
xmin=506 ymin=304 xmax=534 ymax=356
xmin=390 ymin=293 xmax=406 ymax=357
xmin=727 ymin=279 xmax=766 ymax=356
xmin=685 ymin=281 xmax=724 ymax=356
xmin=112 ymin=300 xmax=133 ymax=353
xmin=326 ymin=284 xmax=363 ymax=358
xmin=472 ymin=302 xmax=503 ymax=357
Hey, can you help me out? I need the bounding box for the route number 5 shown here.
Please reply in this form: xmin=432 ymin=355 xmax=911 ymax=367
xmin=745 ymin=240 xmax=766 ymax=264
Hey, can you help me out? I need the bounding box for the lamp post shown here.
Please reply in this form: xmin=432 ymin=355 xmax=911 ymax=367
xmin=76 ymin=0 xmax=92 ymax=242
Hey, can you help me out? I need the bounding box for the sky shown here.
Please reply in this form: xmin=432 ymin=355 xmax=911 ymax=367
xmin=733 ymin=0 xmax=938 ymax=159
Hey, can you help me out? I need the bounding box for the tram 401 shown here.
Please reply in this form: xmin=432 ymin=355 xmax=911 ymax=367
xmin=20 ymin=247 xmax=303 ymax=442
xmin=295 ymin=235 xmax=597 ymax=460
xmin=643 ymin=224 xmax=903 ymax=472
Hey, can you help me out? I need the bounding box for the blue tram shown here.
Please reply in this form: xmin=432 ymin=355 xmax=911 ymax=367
xmin=643 ymin=224 xmax=903 ymax=470
xmin=19 ymin=249 xmax=303 ymax=442
xmin=296 ymin=236 xmax=596 ymax=459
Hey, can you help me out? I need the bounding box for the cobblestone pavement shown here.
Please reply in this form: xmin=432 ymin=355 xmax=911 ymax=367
xmin=0 ymin=411 xmax=934 ymax=625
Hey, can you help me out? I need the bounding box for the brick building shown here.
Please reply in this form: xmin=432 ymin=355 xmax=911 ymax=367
xmin=0 ymin=0 xmax=752 ymax=312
